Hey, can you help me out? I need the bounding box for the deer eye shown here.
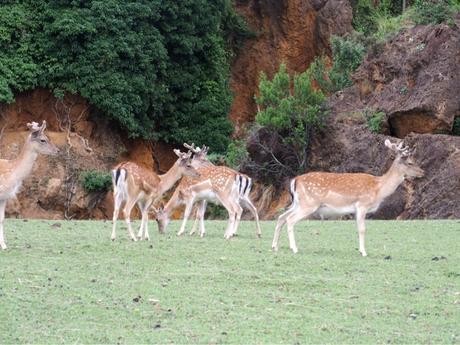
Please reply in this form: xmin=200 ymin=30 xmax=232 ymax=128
xmin=40 ymin=139 xmax=46 ymax=143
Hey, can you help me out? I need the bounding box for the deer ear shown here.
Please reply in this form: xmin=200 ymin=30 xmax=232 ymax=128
xmin=40 ymin=120 xmax=47 ymax=132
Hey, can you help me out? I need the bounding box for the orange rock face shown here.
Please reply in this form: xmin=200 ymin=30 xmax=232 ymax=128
xmin=229 ymin=0 xmax=352 ymax=131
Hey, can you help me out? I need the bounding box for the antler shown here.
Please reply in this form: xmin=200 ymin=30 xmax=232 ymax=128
xmin=26 ymin=120 xmax=46 ymax=132
xmin=173 ymin=149 xmax=193 ymax=160
xmin=384 ymin=139 xmax=411 ymax=157
xmin=200 ymin=145 xmax=209 ymax=156
xmin=183 ymin=142 xmax=201 ymax=153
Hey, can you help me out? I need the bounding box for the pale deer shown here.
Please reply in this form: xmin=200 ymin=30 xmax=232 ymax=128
xmin=272 ymin=139 xmax=424 ymax=256
xmin=0 ymin=121 xmax=59 ymax=250
xmin=111 ymin=149 xmax=200 ymax=242
xmin=156 ymin=143 xmax=261 ymax=239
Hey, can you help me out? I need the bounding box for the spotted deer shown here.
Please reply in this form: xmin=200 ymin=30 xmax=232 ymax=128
xmin=156 ymin=143 xmax=261 ymax=239
xmin=111 ymin=149 xmax=201 ymax=242
xmin=272 ymin=139 xmax=424 ymax=256
xmin=0 ymin=121 xmax=59 ymax=250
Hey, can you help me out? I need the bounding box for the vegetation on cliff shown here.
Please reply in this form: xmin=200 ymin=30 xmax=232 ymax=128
xmin=0 ymin=0 xmax=250 ymax=152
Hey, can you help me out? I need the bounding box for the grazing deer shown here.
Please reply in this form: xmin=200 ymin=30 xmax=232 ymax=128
xmin=111 ymin=149 xmax=201 ymax=242
xmin=272 ymin=139 xmax=424 ymax=256
xmin=0 ymin=121 xmax=59 ymax=250
xmin=156 ymin=143 xmax=261 ymax=239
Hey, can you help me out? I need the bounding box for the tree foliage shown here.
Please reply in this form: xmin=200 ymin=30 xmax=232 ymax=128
xmin=242 ymin=64 xmax=327 ymax=186
xmin=0 ymin=0 xmax=248 ymax=153
xmin=310 ymin=36 xmax=366 ymax=94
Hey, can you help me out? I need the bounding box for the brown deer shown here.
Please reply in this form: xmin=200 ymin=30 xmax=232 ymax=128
xmin=156 ymin=143 xmax=261 ymax=239
xmin=272 ymin=139 xmax=424 ymax=256
xmin=111 ymin=149 xmax=201 ymax=242
xmin=0 ymin=121 xmax=59 ymax=250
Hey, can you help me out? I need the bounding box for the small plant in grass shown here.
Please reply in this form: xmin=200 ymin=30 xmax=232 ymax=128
xmin=80 ymin=170 xmax=112 ymax=193
xmin=365 ymin=110 xmax=386 ymax=133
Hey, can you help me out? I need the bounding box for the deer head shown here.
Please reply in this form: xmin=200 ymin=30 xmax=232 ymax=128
xmin=173 ymin=149 xmax=200 ymax=178
xmin=384 ymin=139 xmax=424 ymax=178
xmin=27 ymin=121 xmax=59 ymax=156
xmin=184 ymin=142 xmax=211 ymax=168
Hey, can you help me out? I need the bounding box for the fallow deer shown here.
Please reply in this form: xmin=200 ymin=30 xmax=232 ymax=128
xmin=272 ymin=139 xmax=424 ymax=256
xmin=156 ymin=143 xmax=261 ymax=239
xmin=0 ymin=121 xmax=59 ymax=250
xmin=111 ymin=149 xmax=200 ymax=242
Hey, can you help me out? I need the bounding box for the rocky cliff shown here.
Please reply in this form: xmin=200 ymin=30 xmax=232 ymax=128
xmin=0 ymin=89 xmax=174 ymax=219
xmin=1 ymin=2 xmax=459 ymax=221
xmin=229 ymin=0 xmax=352 ymax=129
xmin=250 ymin=16 xmax=460 ymax=220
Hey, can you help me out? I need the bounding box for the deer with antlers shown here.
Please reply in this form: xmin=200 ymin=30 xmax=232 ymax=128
xmin=0 ymin=121 xmax=59 ymax=250
xmin=111 ymin=149 xmax=202 ymax=242
xmin=156 ymin=143 xmax=261 ymax=239
xmin=272 ymin=139 xmax=424 ymax=256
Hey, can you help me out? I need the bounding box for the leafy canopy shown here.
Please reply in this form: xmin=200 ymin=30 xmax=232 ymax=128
xmin=0 ymin=0 xmax=248 ymax=153
xmin=242 ymin=63 xmax=327 ymax=185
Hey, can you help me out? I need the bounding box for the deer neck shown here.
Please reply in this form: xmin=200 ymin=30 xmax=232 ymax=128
xmin=10 ymin=140 xmax=38 ymax=183
xmin=377 ymin=158 xmax=405 ymax=200
xmin=158 ymin=162 xmax=182 ymax=195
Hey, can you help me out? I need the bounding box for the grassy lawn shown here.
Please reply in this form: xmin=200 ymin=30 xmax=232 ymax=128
xmin=0 ymin=219 xmax=459 ymax=344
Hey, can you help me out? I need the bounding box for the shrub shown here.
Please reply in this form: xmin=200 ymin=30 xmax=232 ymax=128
xmin=365 ymin=109 xmax=386 ymax=133
xmin=310 ymin=35 xmax=366 ymax=93
xmin=80 ymin=170 xmax=112 ymax=193
xmin=225 ymin=140 xmax=249 ymax=169
xmin=412 ymin=0 xmax=457 ymax=25
xmin=242 ymin=63 xmax=327 ymax=185
xmin=204 ymin=203 xmax=228 ymax=219
xmin=0 ymin=0 xmax=251 ymax=153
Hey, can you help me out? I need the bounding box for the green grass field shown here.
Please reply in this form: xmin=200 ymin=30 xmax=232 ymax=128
xmin=0 ymin=219 xmax=459 ymax=344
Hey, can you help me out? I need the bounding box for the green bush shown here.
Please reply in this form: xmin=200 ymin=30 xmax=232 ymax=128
xmin=244 ymin=63 xmax=327 ymax=185
xmin=80 ymin=170 xmax=112 ymax=193
xmin=310 ymin=35 xmax=366 ymax=93
xmin=365 ymin=110 xmax=386 ymax=133
xmin=412 ymin=0 xmax=457 ymax=25
xmin=0 ymin=0 xmax=251 ymax=153
xmin=225 ymin=140 xmax=248 ymax=169
xmin=204 ymin=203 xmax=228 ymax=219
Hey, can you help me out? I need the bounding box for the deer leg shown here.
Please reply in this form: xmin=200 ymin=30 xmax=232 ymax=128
xmin=198 ymin=200 xmax=207 ymax=238
xmin=136 ymin=200 xmax=146 ymax=240
xmin=178 ymin=197 xmax=195 ymax=236
xmin=142 ymin=199 xmax=154 ymax=241
xmin=272 ymin=207 xmax=296 ymax=251
xmin=241 ymin=197 xmax=261 ymax=238
xmin=123 ymin=199 xmax=138 ymax=242
xmin=228 ymin=200 xmax=243 ymax=238
xmin=217 ymin=196 xmax=236 ymax=240
xmin=0 ymin=200 xmax=7 ymax=250
xmin=356 ymin=208 xmax=368 ymax=257
xmin=111 ymin=191 xmax=124 ymax=241
xmin=286 ymin=206 xmax=317 ymax=254
xmin=189 ymin=204 xmax=200 ymax=236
